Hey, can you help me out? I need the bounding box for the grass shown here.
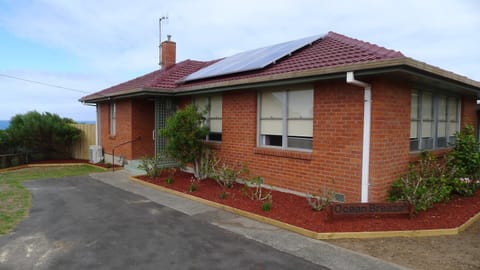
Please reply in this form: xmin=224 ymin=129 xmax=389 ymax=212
xmin=0 ymin=165 xmax=105 ymax=234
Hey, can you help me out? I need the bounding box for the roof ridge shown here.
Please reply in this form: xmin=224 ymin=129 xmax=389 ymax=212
xmin=326 ymin=31 xmax=404 ymax=58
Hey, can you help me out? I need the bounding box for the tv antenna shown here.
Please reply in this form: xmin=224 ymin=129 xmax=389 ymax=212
xmin=159 ymin=16 xmax=169 ymax=68
xmin=159 ymin=16 xmax=169 ymax=43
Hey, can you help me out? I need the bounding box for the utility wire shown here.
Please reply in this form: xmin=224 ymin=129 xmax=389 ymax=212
xmin=0 ymin=73 xmax=90 ymax=94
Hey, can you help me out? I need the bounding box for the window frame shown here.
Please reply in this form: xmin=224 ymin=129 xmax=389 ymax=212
xmin=410 ymin=89 xmax=461 ymax=152
xmin=193 ymin=94 xmax=222 ymax=142
xmin=109 ymin=102 xmax=116 ymax=136
xmin=257 ymin=87 xmax=314 ymax=151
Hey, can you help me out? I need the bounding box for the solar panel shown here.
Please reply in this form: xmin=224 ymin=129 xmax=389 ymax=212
xmin=182 ymin=34 xmax=324 ymax=82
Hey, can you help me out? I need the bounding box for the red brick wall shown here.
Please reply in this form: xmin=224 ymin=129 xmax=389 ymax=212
xmin=369 ymin=78 xmax=411 ymax=201
xmin=177 ymin=96 xmax=192 ymax=109
xmin=310 ymin=80 xmax=365 ymax=201
xmin=100 ymin=100 xmax=133 ymax=160
xmin=215 ymin=81 xmax=366 ymax=202
xmin=461 ymin=94 xmax=477 ymax=130
xmin=99 ymin=99 xmax=155 ymax=161
xmin=96 ymin=80 xmax=477 ymax=201
xmin=132 ymin=99 xmax=155 ymax=159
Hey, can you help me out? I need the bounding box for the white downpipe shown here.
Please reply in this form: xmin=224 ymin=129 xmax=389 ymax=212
xmin=346 ymin=72 xmax=371 ymax=203
xmin=95 ymin=105 xmax=101 ymax=146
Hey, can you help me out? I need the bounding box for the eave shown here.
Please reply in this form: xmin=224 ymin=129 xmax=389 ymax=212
xmin=174 ymin=57 xmax=480 ymax=96
xmin=80 ymin=57 xmax=480 ymax=103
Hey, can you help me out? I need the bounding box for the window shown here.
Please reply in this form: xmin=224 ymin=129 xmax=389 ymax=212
xmin=259 ymin=88 xmax=313 ymax=150
xmin=194 ymin=95 xmax=222 ymax=141
xmin=410 ymin=90 xmax=460 ymax=151
xmin=109 ymin=102 xmax=116 ymax=136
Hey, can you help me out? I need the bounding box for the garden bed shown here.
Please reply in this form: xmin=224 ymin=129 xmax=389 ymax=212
xmin=137 ymin=171 xmax=480 ymax=233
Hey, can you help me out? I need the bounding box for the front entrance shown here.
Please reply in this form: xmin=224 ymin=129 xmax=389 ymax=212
xmin=154 ymin=96 xmax=177 ymax=167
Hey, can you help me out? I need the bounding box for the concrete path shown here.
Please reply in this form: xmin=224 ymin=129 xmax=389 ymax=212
xmin=90 ymin=171 xmax=409 ymax=270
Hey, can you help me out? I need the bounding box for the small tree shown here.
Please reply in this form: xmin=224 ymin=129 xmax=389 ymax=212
xmin=160 ymin=105 xmax=210 ymax=180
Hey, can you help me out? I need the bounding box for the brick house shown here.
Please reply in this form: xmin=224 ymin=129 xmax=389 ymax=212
xmin=80 ymin=31 xmax=480 ymax=203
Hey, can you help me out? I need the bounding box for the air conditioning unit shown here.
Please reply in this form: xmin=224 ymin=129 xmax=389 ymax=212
xmin=89 ymin=145 xmax=103 ymax=163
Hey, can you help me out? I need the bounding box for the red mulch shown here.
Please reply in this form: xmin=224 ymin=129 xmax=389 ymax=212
xmin=138 ymin=171 xmax=480 ymax=233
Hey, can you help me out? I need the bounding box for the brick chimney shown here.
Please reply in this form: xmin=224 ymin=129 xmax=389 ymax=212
xmin=160 ymin=35 xmax=176 ymax=69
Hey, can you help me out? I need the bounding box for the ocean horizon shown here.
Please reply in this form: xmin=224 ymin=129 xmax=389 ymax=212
xmin=0 ymin=120 xmax=95 ymax=130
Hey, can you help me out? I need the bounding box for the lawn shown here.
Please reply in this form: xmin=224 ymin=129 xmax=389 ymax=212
xmin=0 ymin=165 xmax=105 ymax=234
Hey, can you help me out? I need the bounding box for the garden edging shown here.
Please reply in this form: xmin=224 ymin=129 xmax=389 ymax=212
xmin=0 ymin=163 xmax=108 ymax=173
xmin=130 ymin=176 xmax=480 ymax=240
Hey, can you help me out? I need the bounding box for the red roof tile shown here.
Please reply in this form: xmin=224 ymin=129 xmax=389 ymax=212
xmin=80 ymin=59 xmax=216 ymax=100
xmin=178 ymin=31 xmax=404 ymax=87
xmin=81 ymin=31 xmax=405 ymax=101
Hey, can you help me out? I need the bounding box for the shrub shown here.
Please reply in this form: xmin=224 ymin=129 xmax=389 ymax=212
xmin=449 ymin=177 xmax=479 ymax=196
xmin=306 ymin=180 xmax=335 ymax=211
xmin=448 ymin=125 xmax=480 ymax=178
xmin=165 ymin=175 xmax=174 ymax=185
xmin=188 ymin=178 xmax=198 ymax=192
xmin=242 ymin=176 xmax=272 ymax=201
xmin=212 ymin=162 xmax=246 ymax=188
xmin=447 ymin=125 xmax=480 ymax=196
xmin=219 ymin=191 xmax=228 ymax=199
xmin=160 ymin=105 xmax=210 ymax=180
xmin=388 ymin=152 xmax=453 ymax=213
xmin=3 ymin=111 xmax=82 ymax=159
xmin=138 ymin=155 xmax=162 ymax=178
xmin=261 ymin=200 xmax=272 ymax=212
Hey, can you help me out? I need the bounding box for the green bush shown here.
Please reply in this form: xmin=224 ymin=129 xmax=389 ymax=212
xmin=165 ymin=175 xmax=174 ymax=185
xmin=449 ymin=177 xmax=479 ymax=196
xmin=160 ymin=105 xmax=211 ymax=180
xmin=261 ymin=200 xmax=272 ymax=212
xmin=388 ymin=152 xmax=453 ymax=213
xmin=2 ymin=111 xmax=81 ymax=159
xmin=447 ymin=125 xmax=480 ymax=196
xmin=138 ymin=155 xmax=162 ymax=178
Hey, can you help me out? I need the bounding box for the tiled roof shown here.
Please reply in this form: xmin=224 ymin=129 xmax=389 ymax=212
xmin=80 ymin=59 xmax=216 ymax=101
xmin=179 ymin=31 xmax=404 ymax=87
xmin=81 ymin=31 xmax=406 ymax=101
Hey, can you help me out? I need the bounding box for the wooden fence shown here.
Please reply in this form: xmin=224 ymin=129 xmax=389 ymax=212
xmin=71 ymin=124 xmax=96 ymax=160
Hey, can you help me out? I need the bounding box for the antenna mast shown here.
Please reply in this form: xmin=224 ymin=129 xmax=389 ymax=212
xmin=159 ymin=16 xmax=168 ymax=68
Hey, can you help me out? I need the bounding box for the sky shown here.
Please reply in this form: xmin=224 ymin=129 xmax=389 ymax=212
xmin=0 ymin=0 xmax=479 ymax=121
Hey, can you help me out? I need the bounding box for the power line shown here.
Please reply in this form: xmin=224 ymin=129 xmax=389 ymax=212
xmin=0 ymin=73 xmax=90 ymax=94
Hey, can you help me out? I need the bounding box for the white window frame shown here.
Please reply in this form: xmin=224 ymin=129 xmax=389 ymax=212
xmin=410 ymin=89 xmax=461 ymax=152
xmin=193 ymin=95 xmax=222 ymax=142
xmin=109 ymin=102 xmax=116 ymax=136
xmin=257 ymin=87 xmax=314 ymax=151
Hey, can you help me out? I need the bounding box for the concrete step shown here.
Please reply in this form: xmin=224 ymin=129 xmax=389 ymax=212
xmin=124 ymin=160 xmax=146 ymax=176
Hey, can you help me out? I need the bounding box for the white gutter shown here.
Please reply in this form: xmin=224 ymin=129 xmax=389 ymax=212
xmin=346 ymin=71 xmax=371 ymax=203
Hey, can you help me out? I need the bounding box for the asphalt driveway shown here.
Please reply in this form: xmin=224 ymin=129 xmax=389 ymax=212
xmin=0 ymin=176 xmax=327 ymax=270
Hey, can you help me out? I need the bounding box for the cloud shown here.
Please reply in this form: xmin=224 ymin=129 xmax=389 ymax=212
xmin=0 ymin=0 xmax=478 ymax=121
xmin=2 ymin=0 xmax=479 ymax=76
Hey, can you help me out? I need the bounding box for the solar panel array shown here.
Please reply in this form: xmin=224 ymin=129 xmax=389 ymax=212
xmin=182 ymin=34 xmax=324 ymax=82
